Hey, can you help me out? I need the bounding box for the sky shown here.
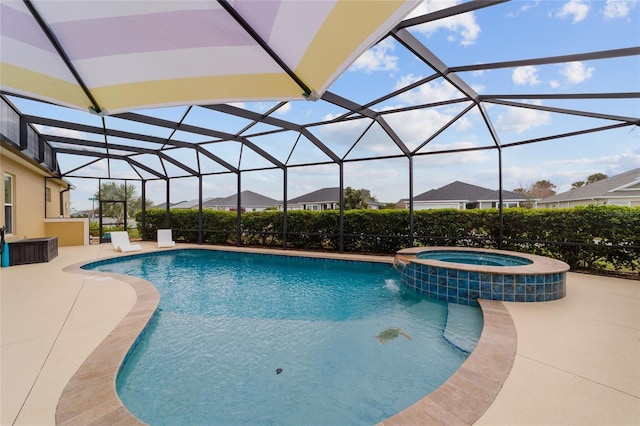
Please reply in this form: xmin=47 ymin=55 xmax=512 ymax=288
xmin=6 ymin=0 xmax=640 ymax=211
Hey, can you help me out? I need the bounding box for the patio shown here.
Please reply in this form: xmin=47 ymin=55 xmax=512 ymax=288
xmin=1 ymin=243 xmax=638 ymax=425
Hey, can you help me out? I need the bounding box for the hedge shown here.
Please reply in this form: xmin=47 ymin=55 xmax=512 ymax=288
xmin=136 ymin=205 xmax=640 ymax=272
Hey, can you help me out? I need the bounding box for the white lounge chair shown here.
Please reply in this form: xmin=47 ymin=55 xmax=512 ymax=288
xmin=157 ymin=229 xmax=176 ymax=248
xmin=110 ymin=231 xmax=142 ymax=253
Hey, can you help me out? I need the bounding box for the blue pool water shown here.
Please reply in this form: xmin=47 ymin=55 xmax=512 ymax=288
xmin=84 ymin=249 xmax=482 ymax=425
xmin=416 ymin=250 xmax=533 ymax=267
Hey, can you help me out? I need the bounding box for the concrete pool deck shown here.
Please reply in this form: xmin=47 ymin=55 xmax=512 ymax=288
xmin=1 ymin=243 xmax=639 ymax=425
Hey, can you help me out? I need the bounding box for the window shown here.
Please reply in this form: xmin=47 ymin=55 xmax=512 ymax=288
xmin=45 ymin=187 xmax=51 ymax=202
xmin=4 ymin=174 xmax=13 ymax=234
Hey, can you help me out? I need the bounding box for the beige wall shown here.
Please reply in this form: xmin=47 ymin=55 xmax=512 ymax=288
xmin=45 ymin=181 xmax=71 ymax=218
xmin=1 ymin=150 xmax=71 ymax=243
xmin=44 ymin=218 xmax=89 ymax=246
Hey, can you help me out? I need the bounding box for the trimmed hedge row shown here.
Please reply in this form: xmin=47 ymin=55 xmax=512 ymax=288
xmin=136 ymin=205 xmax=640 ymax=272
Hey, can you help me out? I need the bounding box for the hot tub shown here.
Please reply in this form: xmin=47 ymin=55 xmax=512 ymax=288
xmin=394 ymin=247 xmax=569 ymax=306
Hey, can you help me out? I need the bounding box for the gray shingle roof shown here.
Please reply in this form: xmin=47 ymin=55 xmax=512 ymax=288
xmin=202 ymin=190 xmax=278 ymax=208
xmin=413 ymin=181 xmax=525 ymax=202
xmin=540 ymin=168 xmax=640 ymax=203
xmin=288 ymin=187 xmax=341 ymax=204
xmin=287 ymin=187 xmax=381 ymax=205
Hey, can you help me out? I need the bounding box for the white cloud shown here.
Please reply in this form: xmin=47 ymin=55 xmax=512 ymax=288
xmin=556 ymin=0 xmax=590 ymax=23
xmin=350 ymin=39 xmax=398 ymax=74
xmin=38 ymin=126 xmax=87 ymax=139
xmin=276 ymin=102 xmax=291 ymax=115
xmin=560 ymin=61 xmax=594 ymax=84
xmin=495 ymin=102 xmax=552 ymax=134
xmin=550 ymin=80 xmax=560 ymax=89
xmin=407 ymin=0 xmax=481 ymax=45
xmin=384 ymin=108 xmax=454 ymax=148
xmin=547 ymin=149 xmax=640 ymax=169
xmin=393 ymin=74 xmax=462 ymax=105
xmin=602 ymin=0 xmax=634 ymax=18
xmin=512 ymin=66 xmax=541 ymax=86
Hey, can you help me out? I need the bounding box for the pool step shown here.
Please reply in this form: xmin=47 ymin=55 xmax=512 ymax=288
xmin=444 ymin=303 xmax=484 ymax=353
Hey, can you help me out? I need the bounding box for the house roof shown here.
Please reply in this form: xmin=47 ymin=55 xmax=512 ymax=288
xmin=287 ymin=187 xmax=381 ymax=205
xmin=202 ymin=190 xmax=278 ymax=208
xmin=539 ymin=168 xmax=640 ymax=203
xmin=288 ymin=187 xmax=341 ymax=204
xmin=413 ymin=181 xmax=526 ymax=202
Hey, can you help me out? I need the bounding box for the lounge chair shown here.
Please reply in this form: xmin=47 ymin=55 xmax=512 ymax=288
xmin=110 ymin=231 xmax=142 ymax=252
xmin=157 ymin=229 xmax=176 ymax=248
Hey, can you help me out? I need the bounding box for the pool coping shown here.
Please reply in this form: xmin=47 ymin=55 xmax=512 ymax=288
xmin=397 ymin=246 xmax=570 ymax=275
xmin=55 ymin=246 xmax=517 ymax=426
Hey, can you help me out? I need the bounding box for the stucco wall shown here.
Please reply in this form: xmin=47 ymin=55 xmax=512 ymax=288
xmin=44 ymin=218 xmax=89 ymax=246
xmin=45 ymin=181 xmax=71 ymax=218
xmin=1 ymin=153 xmax=70 ymax=242
xmin=1 ymin=155 xmax=45 ymax=241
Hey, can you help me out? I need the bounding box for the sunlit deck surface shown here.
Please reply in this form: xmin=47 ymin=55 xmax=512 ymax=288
xmin=2 ymin=243 xmax=638 ymax=425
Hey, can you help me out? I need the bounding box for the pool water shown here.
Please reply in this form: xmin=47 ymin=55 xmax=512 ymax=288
xmin=416 ymin=250 xmax=533 ymax=266
xmin=84 ymin=249 xmax=482 ymax=425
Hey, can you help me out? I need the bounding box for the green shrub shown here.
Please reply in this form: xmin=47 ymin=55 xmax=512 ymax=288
xmin=136 ymin=206 xmax=640 ymax=272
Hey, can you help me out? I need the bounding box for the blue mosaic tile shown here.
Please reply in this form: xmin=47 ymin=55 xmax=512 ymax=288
xmin=396 ymin=257 xmax=565 ymax=306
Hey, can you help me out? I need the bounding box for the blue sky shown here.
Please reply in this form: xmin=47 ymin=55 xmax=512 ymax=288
xmin=9 ymin=0 xmax=640 ymax=211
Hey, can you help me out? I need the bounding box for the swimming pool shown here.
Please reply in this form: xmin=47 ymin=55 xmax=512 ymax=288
xmin=83 ymin=249 xmax=483 ymax=425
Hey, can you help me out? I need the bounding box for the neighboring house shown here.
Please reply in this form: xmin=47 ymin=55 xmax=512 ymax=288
xmin=406 ymin=181 xmax=528 ymax=210
xmin=537 ymin=168 xmax=640 ymax=208
xmin=279 ymin=187 xmax=383 ymax=211
xmin=170 ymin=197 xmax=216 ymax=209
xmin=202 ymin=190 xmax=278 ymax=212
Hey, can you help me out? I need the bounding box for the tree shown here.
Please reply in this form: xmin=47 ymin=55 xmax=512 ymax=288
xmin=513 ymin=180 xmax=557 ymax=205
xmin=343 ymin=187 xmax=369 ymax=210
xmin=571 ymin=172 xmax=608 ymax=189
xmin=587 ymin=173 xmax=608 ymax=184
xmin=94 ymin=182 xmax=150 ymax=223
